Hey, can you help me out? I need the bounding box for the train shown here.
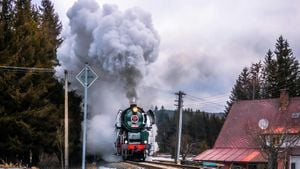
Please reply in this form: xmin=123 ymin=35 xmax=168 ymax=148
xmin=115 ymin=104 xmax=155 ymax=161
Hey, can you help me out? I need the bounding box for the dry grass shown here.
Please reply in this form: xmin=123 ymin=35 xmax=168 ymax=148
xmin=0 ymin=161 xmax=26 ymax=168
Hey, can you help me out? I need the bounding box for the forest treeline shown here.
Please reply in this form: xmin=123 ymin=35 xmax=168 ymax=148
xmin=155 ymin=106 xmax=224 ymax=159
xmin=0 ymin=0 xmax=82 ymax=167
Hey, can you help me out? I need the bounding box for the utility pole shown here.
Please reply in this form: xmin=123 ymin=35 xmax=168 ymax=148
xmin=64 ymin=70 xmax=69 ymax=169
xmin=175 ymin=91 xmax=185 ymax=164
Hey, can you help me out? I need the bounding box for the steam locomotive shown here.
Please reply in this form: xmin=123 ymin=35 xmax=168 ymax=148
xmin=115 ymin=104 xmax=155 ymax=161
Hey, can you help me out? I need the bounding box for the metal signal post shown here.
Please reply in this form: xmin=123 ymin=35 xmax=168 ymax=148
xmin=175 ymin=91 xmax=185 ymax=164
xmin=76 ymin=64 xmax=98 ymax=169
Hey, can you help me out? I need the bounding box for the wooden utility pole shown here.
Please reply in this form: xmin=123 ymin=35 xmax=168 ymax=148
xmin=64 ymin=70 xmax=69 ymax=169
xmin=175 ymin=91 xmax=185 ymax=164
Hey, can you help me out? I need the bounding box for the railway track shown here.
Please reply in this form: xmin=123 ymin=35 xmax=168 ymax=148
xmin=124 ymin=160 xmax=202 ymax=169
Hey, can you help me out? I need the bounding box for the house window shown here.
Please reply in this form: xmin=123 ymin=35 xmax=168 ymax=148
xmin=291 ymin=162 xmax=295 ymax=169
xmin=248 ymin=164 xmax=257 ymax=169
xmin=272 ymin=135 xmax=281 ymax=145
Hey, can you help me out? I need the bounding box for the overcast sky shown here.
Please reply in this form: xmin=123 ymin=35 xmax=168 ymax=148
xmin=37 ymin=0 xmax=300 ymax=112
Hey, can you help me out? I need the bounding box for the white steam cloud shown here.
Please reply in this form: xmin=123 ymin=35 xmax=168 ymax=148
xmin=56 ymin=0 xmax=160 ymax=161
xmin=58 ymin=0 xmax=159 ymax=100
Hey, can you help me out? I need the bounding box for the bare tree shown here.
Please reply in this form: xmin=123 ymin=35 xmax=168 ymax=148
xmin=180 ymin=134 xmax=193 ymax=161
xmin=257 ymin=130 xmax=299 ymax=169
xmin=56 ymin=123 xmax=64 ymax=169
xmin=247 ymin=118 xmax=300 ymax=169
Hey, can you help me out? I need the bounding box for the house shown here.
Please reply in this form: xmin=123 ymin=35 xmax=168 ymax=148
xmin=193 ymin=90 xmax=300 ymax=169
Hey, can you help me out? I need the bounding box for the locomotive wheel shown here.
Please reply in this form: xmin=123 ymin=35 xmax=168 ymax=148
xmin=142 ymin=151 xmax=146 ymax=161
xmin=122 ymin=150 xmax=127 ymax=160
xmin=139 ymin=151 xmax=146 ymax=161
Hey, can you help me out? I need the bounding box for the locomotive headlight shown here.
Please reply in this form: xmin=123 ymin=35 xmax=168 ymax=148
xmin=144 ymin=140 xmax=147 ymax=144
xmin=132 ymin=106 xmax=138 ymax=113
xmin=125 ymin=140 xmax=128 ymax=144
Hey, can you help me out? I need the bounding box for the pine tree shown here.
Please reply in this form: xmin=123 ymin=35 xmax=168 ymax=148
xmin=0 ymin=0 xmax=82 ymax=166
xmin=261 ymin=36 xmax=299 ymax=98
xmin=39 ymin=0 xmax=62 ymax=66
xmin=274 ymin=36 xmax=299 ymax=97
xmin=249 ymin=62 xmax=263 ymax=99
xmin=226 ymin=36 xmax=300 ymax=114
xmin=225 ymin=67 xmax=252 ymax=115
xmin=0 ymin=0 xmax=14 ymax=58
xmin=10 ymin=0 xmax=59 ymax=165
xmin=262 ymin=49 xmax=277 ymax=98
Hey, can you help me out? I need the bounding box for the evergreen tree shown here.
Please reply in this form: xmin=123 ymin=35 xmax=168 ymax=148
xmin=225 ymin=67 xmax=251 ymax=115
xmin=249 ymin=62 xmax=263 ymax=99
xmin=5 ymin=0 xmax=59 ymax=165
xmin=0 ymin=0 xmax=82 ymax=166
xmin=155 ymin=107 xmax=224 ymax=156
xmin=0 ymin=0 xmax=39 ymax=164
xmin=226 ymin=36 xmax=300 ymax=114
xmin=261 ymin=36 xmax=299 ymax=98
xmin=39 ymin=0 xmax=62 ymax=66
xmin=0 ymin=0 xmax=14 ymax=115
xmin=274 ymin=36 xmax=299 ymax=97
xmin=262 ymin=49 xmax=277 ymax=98
xmin=0 ymin=0 xmax=14 ymax=59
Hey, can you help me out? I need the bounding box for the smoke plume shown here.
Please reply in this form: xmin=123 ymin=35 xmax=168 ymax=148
xmin=57 ymin=0 xmax=159 ymax=99
xmin=56 ymin=0 xmax=160 ymax=161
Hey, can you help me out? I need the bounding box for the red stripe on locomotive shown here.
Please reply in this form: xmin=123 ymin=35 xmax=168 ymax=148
xmin=127 ymin=144 xmax=146 ymax=150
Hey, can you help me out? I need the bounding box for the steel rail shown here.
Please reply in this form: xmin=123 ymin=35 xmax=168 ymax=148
xmin=124 ymin=160 xmax=203 ymax=169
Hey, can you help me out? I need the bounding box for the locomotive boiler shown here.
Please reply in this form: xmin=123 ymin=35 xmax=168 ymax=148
xmin=115 ymin=104 xmax=155 ymax=161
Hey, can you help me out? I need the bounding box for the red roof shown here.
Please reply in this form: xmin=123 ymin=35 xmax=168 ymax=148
xmin=194 ymin=96 xmax=300 ymax=162
xmin=194 ymin=148 xmax=265 ymax=162
xmin=272 ymin=127 xmax=300 ymax=134
xmin=214 ymin=98 xmax=300 ymax=149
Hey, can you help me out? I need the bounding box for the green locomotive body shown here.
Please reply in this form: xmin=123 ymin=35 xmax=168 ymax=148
xmin=115 ymin=104 xmax=155 ymax=161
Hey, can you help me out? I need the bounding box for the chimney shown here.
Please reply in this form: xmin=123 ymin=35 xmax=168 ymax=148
xmin=129 ymin=97 xmax=137 ymax=106
xmin=279 ymin=89 xmax=289 ymax=111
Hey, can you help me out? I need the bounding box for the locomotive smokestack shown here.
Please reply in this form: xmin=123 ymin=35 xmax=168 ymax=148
xmin=129 ymin=97 xmax=137 ymax=106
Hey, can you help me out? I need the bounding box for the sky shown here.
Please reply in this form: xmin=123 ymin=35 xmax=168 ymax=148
xmin=35 ymin=0 xmax=300 ymax=112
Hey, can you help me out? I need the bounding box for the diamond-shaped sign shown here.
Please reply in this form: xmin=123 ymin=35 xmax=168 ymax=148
xmin=76 ymin=65 xmax=98 ymax=88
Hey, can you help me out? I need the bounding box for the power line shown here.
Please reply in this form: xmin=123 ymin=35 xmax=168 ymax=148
xmin=184 ymin=101 xmax=225 ymax=112
xmin=140 ymin=85 xmax=229 ymax=110
xmin=185 ymin=94 xmax=226 ymax=107
xmin=200 ymin=94 xmax=230 ymax=101
xmin=0 ymin=65 xmax=54 ymax=72
xmin=185 ymin=101 xmax=225 ymax=107
xmin=140 ymin=85 xmax=175 ymax=95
